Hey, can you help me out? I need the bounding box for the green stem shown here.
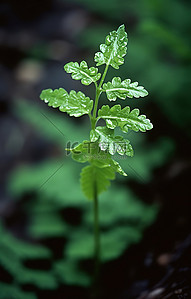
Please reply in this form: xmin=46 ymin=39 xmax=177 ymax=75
xmin=90 ymin=63 xmax=110 ymax=298
xmin=91 ymin=64 xmax=109 ymax=130
xmin=94 ymin=182 xmax=100 ymax=276
xmin=91 ymin=89 xmax=101 ymax=129
xmin=98 ymin=63 xmax=109 ymax=89
xmin=91 ymin=181 xmax=100 ymax=299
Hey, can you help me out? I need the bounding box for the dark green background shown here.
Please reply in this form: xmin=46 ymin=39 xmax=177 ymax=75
xmin=0 ymin=0 xmax=190 ymax=298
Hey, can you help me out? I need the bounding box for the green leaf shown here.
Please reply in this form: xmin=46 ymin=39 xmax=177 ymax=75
xmin=94 ymin=24 xmax=128 ymax=69
xmin=71 ymin=140 xmax=127 ymax=176
xmin=98 ymin=105 xmax=153 ymax=132
xmin=102 ymin=77 xmax=148 ymax=101
xmin=90 ymin=126 xmax=134 ymax=156
xmin=40 ymin=88 xmax=93 ymax=117
xmin=64 ymin=61 xmax=101 ymax=85
xmin=90 ymin=153 xmax=127 ymax=176
xmin=111 ymin=159 xmax=127 ymax=176
xmin=80 ymin=164 xmax=115 ymax=200
xmin=70 ymin=140 xmax=109 ymax=164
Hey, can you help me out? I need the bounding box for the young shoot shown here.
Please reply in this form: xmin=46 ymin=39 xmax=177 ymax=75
xmin=40 ymin=24 xmax=153 ymax=294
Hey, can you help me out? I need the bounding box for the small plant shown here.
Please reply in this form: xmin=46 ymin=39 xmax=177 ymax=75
xmin=40 ymin=24 xmax=153 ymax=294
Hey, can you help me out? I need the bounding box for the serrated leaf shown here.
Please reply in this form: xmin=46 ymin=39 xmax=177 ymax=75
xmin=94 ymin=24 xmax=128 ymax=69
xmin=102 ymin=77 xmax=148 ymax=101
xmin=111 ymin=159 xmax=127 ymax=176
xmin=64 ymin=61 xmax=101 ymax=85
xmin=90 ymin=126 xmax=134 ymax=156
xmin=71 ymin=140 xmax=127 ymax=176
xmin=98 ymin=105 xmax=153 ymax=132
xmin=40 ymin=88 xmax=93 ymax=117
xmin=80 ymin=164 xmax=115 ymax=200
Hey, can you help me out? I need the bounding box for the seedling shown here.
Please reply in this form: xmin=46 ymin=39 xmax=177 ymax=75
xmin=40 ymin=24 xmax=153 ymax=294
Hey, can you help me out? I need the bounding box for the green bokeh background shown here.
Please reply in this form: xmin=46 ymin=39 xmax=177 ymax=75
xmin=0 ymin=0 xmax=191 ymax=298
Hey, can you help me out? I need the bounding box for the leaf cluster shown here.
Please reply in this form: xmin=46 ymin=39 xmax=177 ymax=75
xmin=40 ymin=24 xmax=153 ymax=199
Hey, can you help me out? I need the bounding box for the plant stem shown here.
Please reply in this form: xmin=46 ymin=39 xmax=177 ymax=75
xmin=91 ymin=63 xmax=109 ymax=130
xmin=90 ymin=63 xmax=110 ymax=298
xmin=98 ymin=63 xmax=109 ymax=89
xmin=91 ymin=89 xmax=101 ymax=130
xmin=91 ymin=181 xmax=100 ymax=299
xmin=93 ymin=181 xmax=100 ymax=279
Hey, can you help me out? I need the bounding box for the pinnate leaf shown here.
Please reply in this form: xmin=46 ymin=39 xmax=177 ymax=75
xmin=64 ymin=61 xmax=101 ymax=85
xmin=80 ymin=164 xmax=115 ymax=200
xmin=98 ymin=105 xmax=153 ymax=132
xmin=40 ymin=88 xmax=93 ymax=117
xmin=103 ymin=77 xmax=148 ymax=101
xmin=94 ymin=24 xmax=128 ymax=69
xmin=90 ymin=126 xmax=134 ymax=156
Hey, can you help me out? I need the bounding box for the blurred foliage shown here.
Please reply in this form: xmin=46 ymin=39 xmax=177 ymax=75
xmin=5 ymin=99 xmax=173 ymax=292
xmin=0 ymin=282 xmax=36 ymax=299
xmin=0 ymin=222 xmax=55 ymax=299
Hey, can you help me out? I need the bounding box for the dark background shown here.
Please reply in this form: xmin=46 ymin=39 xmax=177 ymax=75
xmin=0 ymin=0 xmax=191 ymax=298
